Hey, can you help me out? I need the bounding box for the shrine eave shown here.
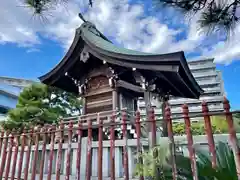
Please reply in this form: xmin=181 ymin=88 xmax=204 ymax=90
xmin=39 ymin=21 xmax=203 ymax=98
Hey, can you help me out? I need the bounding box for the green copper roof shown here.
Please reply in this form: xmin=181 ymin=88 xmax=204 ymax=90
xmin=81 ymin=25 xmax=152 ymax=56
xmin=39 ymin=21 xmax=203 ymax=99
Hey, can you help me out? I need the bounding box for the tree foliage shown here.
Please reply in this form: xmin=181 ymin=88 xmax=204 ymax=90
xmin=157 ymin=0 xmax=240 ymax=36
xmin=1 ymin=83 xmax=82 ymax=131
xmin=135 ymin=141 xmax=238 ymax=179
xmin=172 ymin=115 xmax=240 ymax=136
xmin=23 ymin=0 xmax=92 ymax=16
xmin=234 ymin=112 xmax=240 ymax=119
xmin=134 ymin=141 xmax=172 ymax=179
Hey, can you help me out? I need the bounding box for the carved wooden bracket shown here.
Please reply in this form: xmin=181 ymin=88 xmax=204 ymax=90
xmin=80 ymin=46 xmax=90 ymax=63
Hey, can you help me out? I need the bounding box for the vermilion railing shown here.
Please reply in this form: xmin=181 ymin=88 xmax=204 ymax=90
xmin=0 ymin=97 xmax=239 ymax=180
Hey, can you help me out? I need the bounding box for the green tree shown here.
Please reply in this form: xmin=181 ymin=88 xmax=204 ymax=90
xmin=211 ymin=115 xmax=229 ymax=134
xmin=172 ymin=122 xmax=207 ymax=136
xmin=172 ymin=116 xmax=231 ymax=136
xmin=1 ymin=83 xmax=82 ymax=131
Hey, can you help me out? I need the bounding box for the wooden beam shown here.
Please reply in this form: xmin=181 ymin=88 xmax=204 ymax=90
xmin=87 ymin=99 xmax=112 ymax=109
xmin=144 ymin=91 xmax=151 ymax=132
xmin=176 ymin=74 xmax=197 ymax=98
xmin=86 ymin=65 xmax=113 ymax=79
xmin=86 ymin=45 xmax=180 ymax=72
xmin=132 ymin=71 xmax=143 ymax=84
xmin=84 ymin=85 xmax=112 ymax=97
xmin=116 ymin=80 xmax=144 ymax=93
xmin=82 ymin=97 xmax=86 ymax=115
xmin=156 ymin=72 xmax=185 ymax=97
xmin=112 ymin=89 xmax=118 ymax=110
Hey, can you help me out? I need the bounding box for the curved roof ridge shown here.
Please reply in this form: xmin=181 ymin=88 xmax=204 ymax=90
xmin=39 ymin=21 xmax=203 ymax=98
xmin=79 ymin=24 xmax=202 ymax=94
xmin=80 ymin=22 xmax=180 ymax=58
xmin=39 ymin=29 xmax=82 ymax=82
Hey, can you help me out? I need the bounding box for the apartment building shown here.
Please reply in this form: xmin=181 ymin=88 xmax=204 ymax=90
xmin=138 ymin=58 xmax=225 ymax=121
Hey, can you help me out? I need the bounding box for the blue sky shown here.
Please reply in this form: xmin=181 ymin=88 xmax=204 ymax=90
xmin=0 ymin=0 xmax=239 ymax=109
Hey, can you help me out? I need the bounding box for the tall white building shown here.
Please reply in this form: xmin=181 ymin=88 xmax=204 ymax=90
xmin=138 ymin=58 xmax=225 ymax=121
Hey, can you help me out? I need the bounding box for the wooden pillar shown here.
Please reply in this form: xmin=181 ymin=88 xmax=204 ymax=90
xmin=144 ymin=90 xmax=155 ymax=149
xmin=161 ymin=96 xmax=169 ymax=137
xmin=133 ymin=99 xmax=138 ymax=112
xmin=82 ymin=97 xmax=86 ymax=115
xmin=112 ymin=89 xmax=118 ymax=110
xmin=144 ymin=91 xmax=151 ymax=132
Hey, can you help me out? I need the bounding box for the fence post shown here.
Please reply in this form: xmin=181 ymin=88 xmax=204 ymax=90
xmin=165 ymin=105 xmax=177 ymax=180
xmin=98 ymin=113 xmax=103 ymax=180
xmin=86 ymin=119 xmax=92 ymax=180
xmin=76 ymin=120 xmax=82 ymax=180
xmin=65 ymin=121 xmax=73 ymax=180
xmin=135 ymin=111 xmax=144 ymax=180
xmin=39 ymin=127 xmax=47 ymax=180
xmin=0 ymin=131 xmax=9 ymax=179
xmin=31 ymin=127 xmax=40 ymax=180
xmin=182 ymin=104 xmax=198 ymax=180
xmin=223 ymin=97 xmax=240 ymax=178
xmin=11 ymin=132 xmax=19 ymax=180
xmin=202 ymin=101 xmax=216 ymax=168
xmin=148 ymin=107 xmax=157 ymax=178
xmin=56 ymin=122 xmax=64 ymax=180
xmin=17 ymin=130 xmax=26 ymax=180
xmin=122 ymin=110 xmax=129 ymax=180
xmin=110 ymin=112 xmax=116 ymax=180
xmin=23 ymin=129 xmax=33 ymax=180
xmin=0 ymin=131 xmax=4 ymax=158
xmin=4 ymin=134 xmax=14 ymax=179
xmin=149 ymin=108 xmax=156 ymax=148
xmin=47 ymin=125 xmax=55 ymax=180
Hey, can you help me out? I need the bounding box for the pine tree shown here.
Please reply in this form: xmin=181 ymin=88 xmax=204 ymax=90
xmin=156 ymin=0 xmax=239 ymax=36
xmin=1 ymin=83 xmax=82 ymax=132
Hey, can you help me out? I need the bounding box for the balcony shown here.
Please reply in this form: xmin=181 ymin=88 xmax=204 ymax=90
xmin=189 ymin=64 xmax=216 ymax=71
xmin=195 ymin=75 xmax=218 ymax=82
xmin=188 ymin=59 xmax=214 ymax=65
xmin=168 ymin=96 xmax=224 ymax=105
xmin=202 ymin=87 xmax=222 ymax=93
xmin=197 ymin=80 xmax=221 ymax=86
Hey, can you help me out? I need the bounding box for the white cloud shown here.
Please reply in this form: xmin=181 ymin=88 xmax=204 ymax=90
xmin=1 ymin=0 xmax=240 ymax=64
xmin=0 ymin=1 xmax=40 ymax=46
xmin=199 ymin=26 xmax=240 ymax=64
xmin=26 ymin=48 xmax=40 ymax=53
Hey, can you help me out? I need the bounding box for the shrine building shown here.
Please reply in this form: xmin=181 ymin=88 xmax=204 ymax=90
xmin=39 ymin=20 xmax=203 ymax=118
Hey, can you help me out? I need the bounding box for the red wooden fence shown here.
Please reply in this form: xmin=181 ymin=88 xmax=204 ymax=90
xmin=0 ymin=98 xmax=239 ymax=180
